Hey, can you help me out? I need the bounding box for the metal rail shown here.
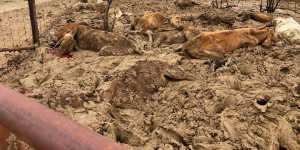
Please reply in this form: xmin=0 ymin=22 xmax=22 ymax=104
xmin=0 ymin=84 xmax=126 ymax=150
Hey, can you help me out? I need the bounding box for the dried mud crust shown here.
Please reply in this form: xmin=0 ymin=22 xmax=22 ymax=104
xmin=1 ymin=0 xmax=300 ymax=150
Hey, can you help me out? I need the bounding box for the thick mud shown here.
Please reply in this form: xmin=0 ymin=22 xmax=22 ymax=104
xmin=0 ymin=0 xmax=300 ymax=150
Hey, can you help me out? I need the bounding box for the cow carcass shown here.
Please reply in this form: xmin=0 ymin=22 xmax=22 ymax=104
xmin=56 ymin=23 xmax=138 ymax=56
xmin=179 ymin=27 xmax=275 ymax=59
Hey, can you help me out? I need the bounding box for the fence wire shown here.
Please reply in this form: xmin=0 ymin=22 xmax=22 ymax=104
xmin=35 ymin=0 xmax=79 ymax=42
xmin=212 ymin=0 xmax=299 ymax=13
xmin=0 ymin=1 xmax=32 ymax=49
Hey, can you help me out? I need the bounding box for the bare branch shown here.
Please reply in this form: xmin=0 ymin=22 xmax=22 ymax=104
xmin=264 ymin=0 xmax=281 ymax=13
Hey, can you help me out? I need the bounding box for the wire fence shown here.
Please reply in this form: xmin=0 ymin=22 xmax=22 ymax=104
xmin=0 ymin=1 xmax=32 ymax=50
xmin=277 ymin=0 xmax=300 ymax=13
xmin=213 ymin=0 xmax=300 ymax=13
xmin=0 ymin=0 xmax=78 ymax=52
xmin=35 ymin=0 xmax=78 ymax=42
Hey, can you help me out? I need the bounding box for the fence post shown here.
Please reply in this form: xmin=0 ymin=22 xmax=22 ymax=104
xmin=28 ymin=0 xmax=40 ymax=46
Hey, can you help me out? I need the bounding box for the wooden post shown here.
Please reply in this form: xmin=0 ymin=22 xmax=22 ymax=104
xmin=104 ymin=0 xmax=113 ymax=31
xmin=28 ymin=0 xmax=40 ymax=46
xmin=260 ymin=0 xmax=263 ymax=12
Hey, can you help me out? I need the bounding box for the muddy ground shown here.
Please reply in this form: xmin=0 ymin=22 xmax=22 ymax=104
xmin=0 ymin=0 xmax=300 ymax=150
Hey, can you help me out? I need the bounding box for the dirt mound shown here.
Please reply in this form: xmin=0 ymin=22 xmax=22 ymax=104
xmin=100 ymin=60 xmax=193 ymax=109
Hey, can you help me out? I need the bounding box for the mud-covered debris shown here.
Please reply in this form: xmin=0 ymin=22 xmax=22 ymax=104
xmin=278 ymin=118 xmax=300 ymax=150
xmin=72 ymin=2 xmax=106 ymax=12
xmin=174 ymin=0 xmax=199 ymax=9
xmin=209 ymin=96 xmax=235 ymax=114
xmin=292 ymin=83 xmax=300 ymax=97
xmin=237 ymin=11 xmax=251 ymax=22
xmin=253 ymin=94 xmax=272 ymax=112
xmin=109 ymin=8 xmax=123 ymax=19
xmin=280 ymin=66 xmax=290 ymax=73
xmin=239 ymin=63 xmax=255 ymax=75
xmin=274 ymin=17 xmax=300 ymax=44
xmin=192 ymin=142 xmax=234 ymax=150
xmin=74 ymin=111 xmax=98 ymax=127
xmin=112 ymin=123 xmax=147 ymax=146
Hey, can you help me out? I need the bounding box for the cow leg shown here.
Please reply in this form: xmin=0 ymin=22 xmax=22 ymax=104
xmin=146 ymin=30 xmax=154 ymax=49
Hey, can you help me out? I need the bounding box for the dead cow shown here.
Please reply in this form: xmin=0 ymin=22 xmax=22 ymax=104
xmin=179 ymin=27 xmax=275 ymax=59
xmin=131 ymin=12 xmax=201 ymax=47
xmin=131 ymin=12 xmax=182 ymax=47
xmin=55 ymin=22 xmax=89 ymax=41
xmin=131 ymin=12 xmax=170 ymax=31
xmin=153 ymin=25 xmax=201 ymax=47
xmin=251 ymin=13 xmax=272 ymax=23
xmin=238 ymin=12 xmax=272 ymax=23
xmin=57 ymin=23 xmax=138 ymax=56
xmin=174 ymin=0 xmax=200 ymax=9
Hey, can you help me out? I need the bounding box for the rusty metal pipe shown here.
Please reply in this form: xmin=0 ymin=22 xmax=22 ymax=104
xmin=0 ymin=84 xmax=126 ymax=150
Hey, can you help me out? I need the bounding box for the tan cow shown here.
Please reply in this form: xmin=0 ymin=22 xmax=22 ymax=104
xmin=131 ymin=12 xmax=171 ymax=32
xmin=130 ymin=12 xmax=182 ymax=47
xmin=179 ymin=27 xmax=275 ymax=59
xmin=251 ymin=13 xmax=272 ymax=23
